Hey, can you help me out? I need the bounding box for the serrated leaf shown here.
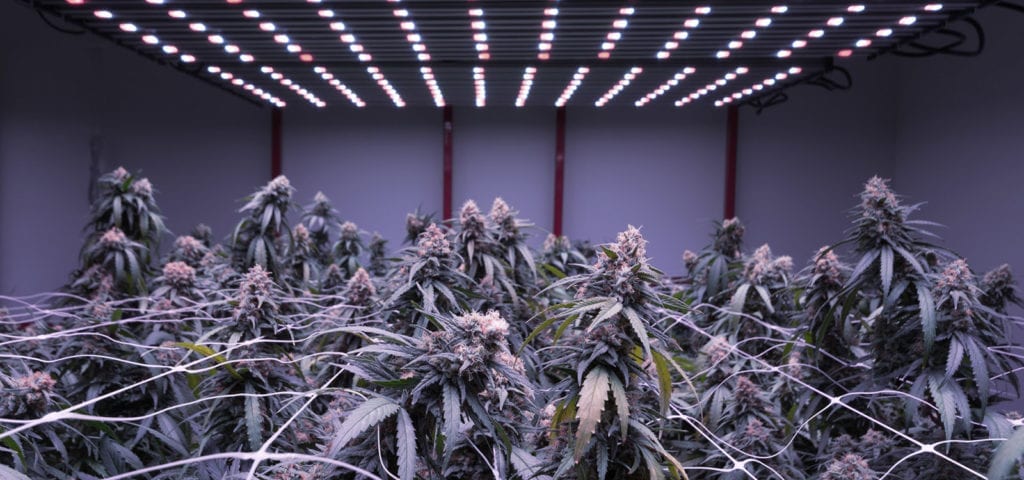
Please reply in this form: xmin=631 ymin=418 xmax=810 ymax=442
xmin=880 ymin=245 xmax=894 ymax=296
xmin=443 ymin=383 xmax=461 ymax=454
xmin=329 ymin=397 xmax=400 ymax=456
xmin=946 ymin=338 xmax=964 ymax=380
xmin=623 ymin=306 xmax=652 ymax=362
xmin=596 ymin=443 xmax=609 ymax=480
xmin=652 ymin=349 xmax=673 ymax=415
xmin=964 ymin=337 xmax=990 ymax=411
xmin=396 ymin=409 xmax=417 ymax=480
xmin=989 ymin=427 xmax=1024 ymax=480
xmin=576 ymin=367 xmax=611 ymax=462
xmin=928 ymin=375 xmax=955 ymax=441
xmin=245 ymin=384 xmax=263 ymax=451
xmin=608 ymin=373 xmax=630 ymax=442
xmin=587 ymin=301 xmax=622 ymax=332
xmin=916 ymin=282 xmax=936 ymax=353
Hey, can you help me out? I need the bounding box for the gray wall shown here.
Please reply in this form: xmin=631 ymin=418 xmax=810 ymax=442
xmin=564 ymin=106 xmax=725 ymax=268
xmin=0 ymin=1 xmax=268 ymax=295
xmin=736 ymin=57 xmax=899 ymax=264
xmin=282 ymin=107 xmax=442 ymax=249
xmin=891 ymin=6 xmax=1024 ymax=281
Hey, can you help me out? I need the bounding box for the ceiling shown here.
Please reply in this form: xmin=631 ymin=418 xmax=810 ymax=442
xmin=26 ymin=1 xmax=987 ymax=109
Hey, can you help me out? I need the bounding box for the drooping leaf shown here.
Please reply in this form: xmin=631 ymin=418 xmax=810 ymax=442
xmin=576 ymin=367 xmax=611 ymax=461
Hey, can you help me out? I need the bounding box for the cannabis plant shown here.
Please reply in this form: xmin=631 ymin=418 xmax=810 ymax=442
xmin=534 ymin=226 xmax=684 ymax=479
xmin=333 ymin=221 xmax=365 ymax=278
xmin=232 ymin=175 xmax=295 ymax=277
xmin=302 ymin=191 xmax=340 ymax=266
xmin=325 ymin=310 xmax=535 ymax=480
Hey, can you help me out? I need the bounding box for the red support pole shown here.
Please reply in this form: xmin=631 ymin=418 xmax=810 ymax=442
xmin=271 ymin=108 xmax=283 ymax=179
xmin=723 ymin=105 xmax=738 ymax=219
xmin=553 ymin=107 xmax=566 ymax=236
xmin=443 ymin=106 xmax=453 ymax=222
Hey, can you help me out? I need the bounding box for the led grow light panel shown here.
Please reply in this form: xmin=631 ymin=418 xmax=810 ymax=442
xmin=30 ymin=1 xmax=983 ymax=108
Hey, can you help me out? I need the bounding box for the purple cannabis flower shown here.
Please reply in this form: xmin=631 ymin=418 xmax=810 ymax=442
xmin=293 ymin=224 xmax=310 ymax=245
xmin=682 ymin=250 xmax=698 ymax=272
xmin=743 ymin=244 xmax=792 ymax=284
xmin=111 ymin=166 xmax=129 ymax=182
xmin=714 ymin=217 xmax=745 ymax=258
xmin=173 ymin=235 xmax=206 ymax=264
xmin=821 ymin=454 xmax=876 ymax=480
xmin=99 ymin=227 xmax=128 ymax=248
xmin=489 ymin=197 xmax=513 ymax=226
xmin=132 ymin=177 xmax=153 ymax=198
xmin=163 ymin=261 xmax=196 ymax=288
xmin=340 ymin=221 xmax=359 ymax=241
xmin=416 ymin=224 xmax=451 ymax=258
xmin=346 ymin=267 xmax=376 ymax=306
xmin=813 ymin=246 xmax=845 ymax=287
xmin=459 ymin=199 xmax=486 ymax=237
xmin=11 ymin=371 xmax=57 ymax=412
xmin=703 ymin=336 xmax=732 ymax=365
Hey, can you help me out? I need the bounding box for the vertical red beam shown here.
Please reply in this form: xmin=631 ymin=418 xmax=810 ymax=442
xmin=442 ymin=106 xmax=453 ymax=222
xmin=271 ymin=108 xmax=283 ymax=178
xmin=553 ymin=107 xmax=566 ymax=236
xmin=723 ymin=105 xmax=738 ymax=219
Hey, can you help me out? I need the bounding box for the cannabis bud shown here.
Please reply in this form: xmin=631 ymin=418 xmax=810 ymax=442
xmin=111 ymin=166 xmax=130 ymax=182
xmin=543 ymin=234 xmax=571 ymax=254
xmin=346 ymin=267 xmax=376 ymax=306
xmin=416 ymin=224 xmax=451 ymax=259
xmin=714 ymin=217 xmax=745 ymax=258
xmin=132 ymin=178 xmax=153 ymax=198
xmin=173 ymin=235 xmax=207 ymax=265
xmin=743 ymin=244 xmax=792 ymax=284
xmin=812 ymin=246 xmax=845 ymax=287
xmin=163 ymin=261 xmax=196 ymax=288
xmin=340 ymin=221 xmax=359 ymax=241
xmin=99 ymin=227 xmax=129 ymax=248
xmin=933 ymin=259 xmax=972 ymax=297
xmin=459 ymin=200 xmax=486 ymax=237
xmin=821 ymin=454 xmax=876 ymax=480
xmin=981 ymin=264 xmax=1019 ymax=311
